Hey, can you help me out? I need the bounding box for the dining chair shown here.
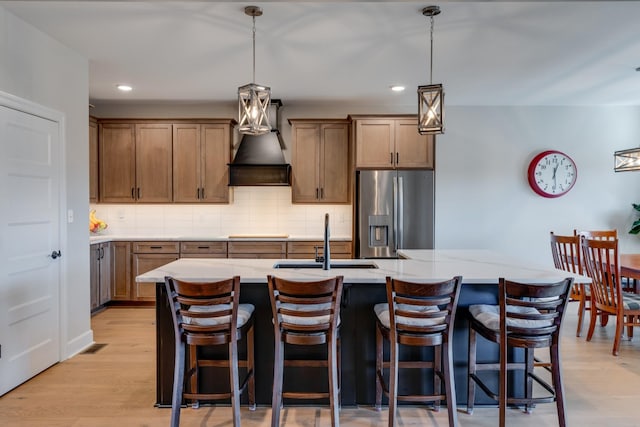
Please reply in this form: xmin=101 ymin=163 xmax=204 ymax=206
xmin=374 ymin=275 xmax=462 ymax=427
xmin=574 ymin=229 xmax=618 ymax=241
xmin=581 ymin=237 xmax=640 ymax=355
xmin=550 ymin=232 xmax=590 ymax=336
xmin=165 ymin=276 xmax=255 ymax=427
xmin=467 ymin=277 xmax=573 ymax=427
xmin=267 ymin=275 xmax=344 ymax=427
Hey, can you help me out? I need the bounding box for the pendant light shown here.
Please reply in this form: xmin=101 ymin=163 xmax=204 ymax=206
xmin=418 ymin=5 xmax=444 ymax=135
xmin=238 ymin=5 xmax=271 ymax=136
xmin=614 ymin=148 xmax=640 ymax=172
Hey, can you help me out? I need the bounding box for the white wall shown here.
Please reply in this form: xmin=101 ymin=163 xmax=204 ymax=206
xmin=0 ymin=6 xmax=92 ymax=358
xmin=437 ymin=106 xmax=640 ymax=267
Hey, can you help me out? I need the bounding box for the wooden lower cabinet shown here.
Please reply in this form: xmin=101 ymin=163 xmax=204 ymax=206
xmin=132 ymin=242 xmax=180 ymax=302
xmin=179 ymin=241 xmax=227 ymax=258
xmin=89 ymin=242 xmax=111 ymax=313
xmin=110 ymin=241 xmax=131 ymax=301
xmin=287 ymin=241 xmax=352 ymax=259
xmin=228 ymin=241 xmax=286 ymax=259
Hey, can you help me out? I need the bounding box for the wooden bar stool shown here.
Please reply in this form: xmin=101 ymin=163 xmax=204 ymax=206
xmin=165 ymin=276 xmax=255 ymax=427
xmin=267 ymin=275 xmax=344 ymax=427
xmin=374 ymin=276 xmax=462 ymax=427
xmin=466 ymin=277 xmax=573 ymax=427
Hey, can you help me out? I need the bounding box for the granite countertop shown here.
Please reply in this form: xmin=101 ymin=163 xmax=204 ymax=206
xmin=89 ymin=235 xmax=352 ymax=244
xmin=135 ymin=249 xmax=591 ymax=285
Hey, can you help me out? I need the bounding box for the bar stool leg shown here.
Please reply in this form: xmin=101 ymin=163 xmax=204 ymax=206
xmin=466 ymin=325 xmax=477 ymax=415
xmin=442 ymin=340 xmax=458 ymax=427
xmin=328 ymin=334 xmax=340 ymax=427
xmin=375 ymin=324 xmax=383 ymax=411
xmin=171 ymin=341 xmax=185 ymax=427
xmin=388 ymin=339 xmax=399 ymax=427
xmin=248 ymin=324 xmax=256 ymax=410
xmin=550 ymin=343 xmax=567 ymax=427
xmin=271 ymin=338 xmax=284 ymax=427
xmin=229 ymin=340 xmax=241 ymax=427
xmin=433 ymin=344 xmax=441 ymax=411
xmin=525 ymin=348 xmax=534 ymax=414
xmin=499 ymin=329 xmax=507 ymax=427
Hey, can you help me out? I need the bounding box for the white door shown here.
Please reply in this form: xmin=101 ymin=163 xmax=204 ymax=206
xmin=0 ymin=105 xmax=61 ymax=396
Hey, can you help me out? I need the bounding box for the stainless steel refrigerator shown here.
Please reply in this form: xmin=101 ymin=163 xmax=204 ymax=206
xmin=356 ymin=170 xmax=434 ymax=258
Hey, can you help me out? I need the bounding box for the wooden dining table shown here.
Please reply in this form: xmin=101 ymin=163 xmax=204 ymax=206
xmin=620 ymin=254 xmax=640 ymax=292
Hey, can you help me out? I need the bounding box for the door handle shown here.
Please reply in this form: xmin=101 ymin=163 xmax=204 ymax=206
xmin=50 ymin=250 xmax=61 ymax=259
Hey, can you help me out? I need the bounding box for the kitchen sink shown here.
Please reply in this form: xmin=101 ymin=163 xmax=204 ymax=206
xmin=273 ymin=260 xmax=378 ymax=269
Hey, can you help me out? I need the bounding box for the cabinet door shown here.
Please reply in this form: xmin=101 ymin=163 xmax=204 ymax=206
xmin=132 ymin=254 xmax=179 ymax=301
xmin=172 ymin=124 xmax=201 ymax=203
xmin=394 ymin=119 xmax=434 ymax=169
xmin=89 ymin=118 xmax=99 ymax=203
xmin=291 ymin=123 xmax=320 ymax=203
xmin=89 ymin=244 xmax=99 ymax=310
xmin=201 ymin=124 xmax=230 ymax=203
xmin=135 ymin=123 xmax=173 ymax=202
xmin=355 ymin=119 xmax=394 ymax=168
xmin=99 ymin=123 xmax=136 ymax=202
xmin=319 ymin=123 xmax=350 ymax=203
xmin=110 ymin=241 xmax=131 ymax=301
xmin=98 ymin=243 xmax=111 ymax=305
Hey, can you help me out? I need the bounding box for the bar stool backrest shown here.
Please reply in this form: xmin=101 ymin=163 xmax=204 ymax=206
xmin=165 ymin=276 xmax=241 ymax=347
xmin=386 ymin=276 xmax=462 ymax=346
xmin=499 ymin=277 xmax=573 ymax=347
xmin=268 ymin=275 xmax=344 ymax=345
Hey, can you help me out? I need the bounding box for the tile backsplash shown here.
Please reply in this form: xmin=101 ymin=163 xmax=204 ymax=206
xmin=90 ymin=187 xmax=352 ymax=238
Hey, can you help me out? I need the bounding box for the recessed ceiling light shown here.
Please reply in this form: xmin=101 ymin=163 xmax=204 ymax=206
xmin=116 ymin=84 xmax=133 ymax=92
xmin=390 ymin=85 xmax=405 ymax=92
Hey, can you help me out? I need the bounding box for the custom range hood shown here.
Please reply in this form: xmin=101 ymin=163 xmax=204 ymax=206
xmin=229 ymin=99 xmax=291 ymax=186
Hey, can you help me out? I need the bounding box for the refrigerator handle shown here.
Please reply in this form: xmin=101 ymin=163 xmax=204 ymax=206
xmin=393 ymin=175 xmax=398 ymax=253
xmin=398 ymin=176 xmax=404 ymax=250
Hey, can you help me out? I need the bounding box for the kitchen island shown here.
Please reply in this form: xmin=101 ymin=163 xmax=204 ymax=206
xmin=137 ymin=249 xmax=588 ymax=407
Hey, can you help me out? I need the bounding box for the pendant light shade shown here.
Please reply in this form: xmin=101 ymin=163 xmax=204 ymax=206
xmin=614 ymin=148 xmax=640 ymax=172
xmin=418 ymin=6 xmax=444 ymax=135
xmin=238 ymin=6 xmax=271 ymax=136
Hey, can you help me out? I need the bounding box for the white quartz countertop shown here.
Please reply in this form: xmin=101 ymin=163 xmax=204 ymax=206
xmin=89 ymin=235 xmax=352 ymax=244
xmin=135 ymin=249 xmax=590 ymax=285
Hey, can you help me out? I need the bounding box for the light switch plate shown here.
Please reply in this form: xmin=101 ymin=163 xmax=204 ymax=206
xmin=67 ymin=209 xmax=74 ymax=223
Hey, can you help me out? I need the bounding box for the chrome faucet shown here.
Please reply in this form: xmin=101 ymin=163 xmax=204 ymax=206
xmin=323 ymin=213 xmax=331 ymax=270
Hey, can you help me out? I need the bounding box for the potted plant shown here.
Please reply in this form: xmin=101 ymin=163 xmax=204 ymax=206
xmin=630 ymin=204 xmax=640 ymax=234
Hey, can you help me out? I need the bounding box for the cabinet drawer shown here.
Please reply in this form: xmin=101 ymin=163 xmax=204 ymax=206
xmin=180 ymin=241 xmax=227 ymax=255
xmin=228 ymin=253 xmax=285 ymax=259
xmin=287 ymin=241 xmax=352 ymax=255
xmin=132 ymin=241 xmax=180 ymax=253
xmin=228 ymin=241 xmax=286 ymax=255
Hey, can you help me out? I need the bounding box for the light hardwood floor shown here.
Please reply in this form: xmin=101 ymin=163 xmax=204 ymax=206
xmin=2 ymin=303 xmax=640 ymax=426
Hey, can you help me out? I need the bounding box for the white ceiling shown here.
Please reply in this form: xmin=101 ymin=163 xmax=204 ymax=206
xmin=3 ymin=1 xmax=640 ymax=107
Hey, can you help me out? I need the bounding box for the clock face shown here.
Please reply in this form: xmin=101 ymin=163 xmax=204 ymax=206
xmin=527 ymin=150 xmax=577 ymax=198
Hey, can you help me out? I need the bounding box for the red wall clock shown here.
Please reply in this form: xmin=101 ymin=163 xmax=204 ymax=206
xmin=527 ymin=150 xmax=577 ymax=198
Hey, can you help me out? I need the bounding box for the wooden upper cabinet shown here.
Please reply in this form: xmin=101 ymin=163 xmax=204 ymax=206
xmin=355 ymin=119 xmax=394 ymax=168
xmin=173 ymin=124 xmax=202 ymax=203
xmin=354 ymin=116 xmax=434 ymax=169
xmin=291 ymin=119 xmax=350 ymax=204
xmin=394 ymin=119 xmax=434 ymax=168
xmin=135 ymin=124 xmax=173 ymax=203
xmin=173 ymin=123 xmax=232 ymax=203
xmin=89 ymin=117 xmax=99 ymax=203
xmin=99 ymin=123 xmax=136 ymax=202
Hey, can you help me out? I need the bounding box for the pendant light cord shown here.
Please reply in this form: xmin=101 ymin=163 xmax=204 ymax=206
xmin=252 ymin=15 xmax=256 ymax=84
xmin=429 ymin=14 xmax=434 ymax=85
